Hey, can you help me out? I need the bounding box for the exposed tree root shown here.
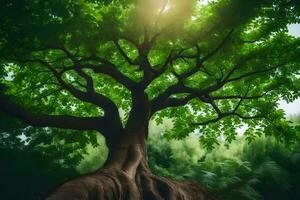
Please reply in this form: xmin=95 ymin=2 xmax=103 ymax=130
xmin=47 ymin=132 xmax=215 ymax=200
xmin=46 ymin=168 xmax=214 ymax=200
xmin=139 ymin=171 xmax=212 ymax=200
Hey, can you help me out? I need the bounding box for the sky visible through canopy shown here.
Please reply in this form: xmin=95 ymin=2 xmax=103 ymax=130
xmin=234 ymin=23 xmax=300 ymax=136
xmin=197 ymin=0 xmax=300 ymax=117
xmin=278 ymin=23 xmax=300 ymax=116
xmin=197 ymin=0 xmax=300 ymax=116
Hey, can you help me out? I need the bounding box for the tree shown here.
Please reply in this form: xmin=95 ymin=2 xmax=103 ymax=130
xmin=0 ymin=0 xmax=300 ymax=199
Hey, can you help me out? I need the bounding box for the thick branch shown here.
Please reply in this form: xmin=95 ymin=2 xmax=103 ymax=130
xmin=174 ymin=45 xmax=211 ymax=80
xmin=152 ymin=94 xmax=196 ymax=112
xmin=151 ymin=59 xmax=281 ymax=114
xmin=119 ymin=29 xmax=161 ymax=88
xmin=85 ymin=63 xmax=139 ymax=91
xmin=74 ymin=67 xmax=94 ymax=93
xmin=150 ymin=83 xmax=186 ymax=112
xmin=114 ymin=40 xmax=139 ymax=65
xmin=39 ymin=46 xmax=139 ymax=91
xmin=81 ymin=58 xmax=139 ymax=91
xmin=34 ymin=59 xmax=120 ymax=115
xmin=0 ymin=94 xmax=105 ymax=131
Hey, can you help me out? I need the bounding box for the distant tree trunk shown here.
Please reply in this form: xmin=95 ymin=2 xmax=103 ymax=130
xmin=46 ymin=124 xmax=214 ymax=200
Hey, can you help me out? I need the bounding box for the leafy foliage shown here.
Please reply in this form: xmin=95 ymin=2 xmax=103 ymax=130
xmin=0 ymin=0 xmax=300 ymax=198
xmin=0 ymin=114 xmax=104 ymax=200
xmin=0 ymin=0 xmax=300 ymax=148
xmin=148 ymin=132 xmax=300 ymax=200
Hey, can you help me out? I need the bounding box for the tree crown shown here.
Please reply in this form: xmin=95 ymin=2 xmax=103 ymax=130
xmin=1 ymin=0 xmax=300 ymax=148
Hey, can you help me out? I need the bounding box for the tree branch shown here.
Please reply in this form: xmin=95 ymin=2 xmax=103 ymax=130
xmin=150 ymin=83 xmax=187 ymax=112
xmin=193 ymin=87 xmax=264 ymax=126
xmin=27 ymin=59 xmax=121 ymax=120
xmin=41 ymin=46 xmax=139 ymax=91
xmin=194 ymin=112 xmax=264 ymax=126
xmin=114 ymin=40 xmax=139 ymax=65
xmin=0 ymin=94 xmax=106 ymax=132
xmin=152 ymin=94 xmax=196 ymax=112
xmin=150 ymin=58 xmax=282 ymax=114
xmin=202 ymin=29 xmax=234 ymax=62
xmin=211 ymin=90 xmax=271 ymax=100
xmin=74 ymin=67 xmax=94 ymax=93
xmin=82 ymin=62 xmax=139 ymax=91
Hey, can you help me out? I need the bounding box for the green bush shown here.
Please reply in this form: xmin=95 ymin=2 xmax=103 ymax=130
xmin=148 ymin=133 xmax=300 ymax=200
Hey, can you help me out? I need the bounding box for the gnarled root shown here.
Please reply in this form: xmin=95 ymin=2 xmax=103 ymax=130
xmin=47 ymin=135 xmax=214 ymax=200
xmin=46 ymin=169 xmax=214 ymax=200
xmin=139 ymin=170 xmax=213 ymax=200
xmin=46 ymin=170 xmax=138 ymax=200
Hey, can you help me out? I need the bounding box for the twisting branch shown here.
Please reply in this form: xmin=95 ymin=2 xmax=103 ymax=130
xmin=120 ymin=35 xmax=139 ymax=48
xmin=74 ymin=67 xmax=94 ymax=93
xmin=153 ymin=30 xmax=234 ymax=85
xmin=57 ymin=46 xmax=78 ymax=63
xmin=3 ymin=55 xmax=124 ymax=135
xmin=117 ymin=33 xmax=157 ymax=87
xmin=150 ymin=46 xmax=204 ymax=110
xmin=191 ymin=60 xmax=290 ymax=96
xmin=78 ymin=55 xmax=139 ymax=90
xmin=175 ymin=46 xmax=202 ymax=79
xmin=157 ymin=47 xmax=195 ymax=77
xmin=27 ymin=59 xmax=120 ymax=119
xmin=209 ymin=99 xmax=222 ymax=116
xmin=44 ymin=46 xmax=139 ymax=91
xmin=0 ymin=94 xmax=106 ymax=132
xmin=193 ymin=86 xmax=265 ymax=126
xmin=150 ymin=83 xmax=188 ymax=112
xmin=159 ymin=49 xmax=175 ymax=74
xmin=114 ymin=40 xmax=139 ymax=65
xmin=151 ymin=56 xmax=290 ymax=114
xmin=87 ymin=63 xmax=139 ymax=91
xmin=211 ymin=86 xmax=249 ymax=115
xmin=151 ymin=43 xmax=212 ymax=96
xmin=152 ymin=94 xmax=196 ymax=112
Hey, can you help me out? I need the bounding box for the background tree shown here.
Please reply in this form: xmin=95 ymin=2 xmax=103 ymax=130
xmin=0 ymin=0 xmax=300 ymax=199
xmin=0 ymin=114 xmax=85 ymax=199
xmin=0 ymin=112 xmax=108 ymax=200
xmin=148 ymin=128 xmax=300 ymax=200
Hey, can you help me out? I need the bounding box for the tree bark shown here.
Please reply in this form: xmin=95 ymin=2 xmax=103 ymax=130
xmin=46 ymin=125 xmax=215 ymax=200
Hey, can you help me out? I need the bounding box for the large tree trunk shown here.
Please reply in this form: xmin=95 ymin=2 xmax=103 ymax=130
xmin=46 ymin=125 xmax=214 ymax=200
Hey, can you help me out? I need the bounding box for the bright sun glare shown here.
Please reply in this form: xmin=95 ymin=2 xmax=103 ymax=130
xmin=162 ymin=2 xmax=172 ymax=12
